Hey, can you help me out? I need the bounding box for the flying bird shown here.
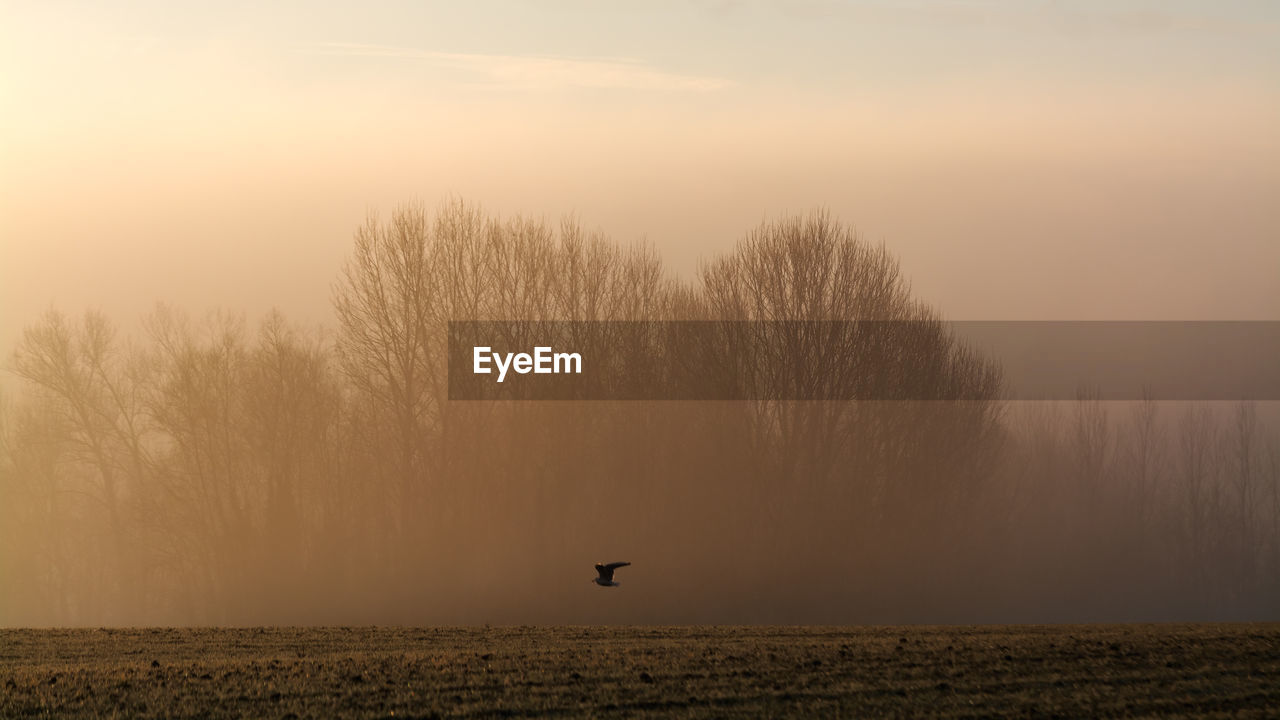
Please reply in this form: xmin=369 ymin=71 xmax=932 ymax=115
xmin=593 ymin=561 xmax=631 ymax=587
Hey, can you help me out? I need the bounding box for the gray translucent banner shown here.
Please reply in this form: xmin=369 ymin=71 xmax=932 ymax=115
xmin=448 ymin=321 xmax=1280 ymax=401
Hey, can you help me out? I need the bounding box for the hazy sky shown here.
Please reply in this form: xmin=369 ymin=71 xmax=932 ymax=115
xmin=2 ymin=0 xmax=1278 ymax=354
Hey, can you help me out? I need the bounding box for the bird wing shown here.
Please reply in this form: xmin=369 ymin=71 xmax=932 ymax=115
xmin=595 ymin=561 xmax=631 ymax=580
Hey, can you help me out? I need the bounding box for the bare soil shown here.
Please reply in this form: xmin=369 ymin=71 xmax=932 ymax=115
xmin=2 ymin=624 xmax=1277 ymax=718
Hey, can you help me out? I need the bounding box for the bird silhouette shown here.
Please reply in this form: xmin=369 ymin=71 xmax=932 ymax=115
xmin=593 ymin=561 xmax=631 ymax=587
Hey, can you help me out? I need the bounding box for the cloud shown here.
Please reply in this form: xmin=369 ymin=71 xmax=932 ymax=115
xmin=309 ymin=43 xmax=733 ymax=92
xmin=726 ymin=1 xmax=1275 ymax=39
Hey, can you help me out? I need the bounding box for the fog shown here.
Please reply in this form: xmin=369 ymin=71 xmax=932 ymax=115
xmin=1 ymin=1 xmax=1278 ymax=625
xmin=2 ymin=205 xmax=1277 ymax=626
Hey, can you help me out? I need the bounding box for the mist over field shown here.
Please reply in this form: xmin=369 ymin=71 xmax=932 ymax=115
xmin=1 ymin=204 xmax=1277 ymax=627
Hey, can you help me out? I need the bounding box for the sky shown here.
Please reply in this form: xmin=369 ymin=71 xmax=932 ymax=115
xmin=2 ymin=0 xmax=1278 ymax=357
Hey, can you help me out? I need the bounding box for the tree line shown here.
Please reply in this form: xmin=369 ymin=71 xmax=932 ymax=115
xmin=2 ymin=200 xmax=1277 ymax=624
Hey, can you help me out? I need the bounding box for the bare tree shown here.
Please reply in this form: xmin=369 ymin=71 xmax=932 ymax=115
xmin=333 ymin=203 xmax=441 ymax=545
xmin=1227 ymin=402 xmax=1260 ymax=604
xmin=10 ymin=309 xmax=155 ymax=621
xmin=697 ymin=210 xmax=1004 ymax=599
xmin=239 ymin=311 xmax=344 ymax=620
xmin=1176 ymin=405 xmax=1217 ymax=614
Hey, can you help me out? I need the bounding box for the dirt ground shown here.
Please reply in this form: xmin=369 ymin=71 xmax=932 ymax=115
xmin=2 ymin=624 xmax=1277 ymax=718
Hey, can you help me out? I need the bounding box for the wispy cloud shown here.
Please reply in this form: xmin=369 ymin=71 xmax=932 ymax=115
xmin=309 ymin=43 xmax=732 ymax=92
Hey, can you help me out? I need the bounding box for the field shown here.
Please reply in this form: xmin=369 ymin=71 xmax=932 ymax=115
xmin=2 ymin=625 xmax=1278 ymax=718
